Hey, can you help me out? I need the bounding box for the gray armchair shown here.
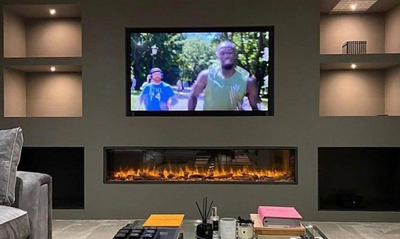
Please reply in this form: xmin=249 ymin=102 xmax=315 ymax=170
xmin=0 ymin=127 xmax=52 ymax=239
xmin=0 ymin=171 xmax=52 ymax=239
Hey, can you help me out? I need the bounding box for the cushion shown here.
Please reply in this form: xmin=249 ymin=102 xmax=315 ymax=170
xmin=0 ymin=127 xmax=24 ymax=206
xmin=0 ymin=205 xmax=30 ymax=239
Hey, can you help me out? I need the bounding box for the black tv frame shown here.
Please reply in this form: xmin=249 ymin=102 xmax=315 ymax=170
xmin=125 ymin=26 xmax=275 ymax=117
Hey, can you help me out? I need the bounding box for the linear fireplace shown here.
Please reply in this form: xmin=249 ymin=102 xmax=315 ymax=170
xmin=104 ymin=147 xmax=297 ymax=183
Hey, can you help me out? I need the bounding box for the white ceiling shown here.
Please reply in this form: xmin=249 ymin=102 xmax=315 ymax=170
xmin=320 ymin=0 xmax=400 ymax=13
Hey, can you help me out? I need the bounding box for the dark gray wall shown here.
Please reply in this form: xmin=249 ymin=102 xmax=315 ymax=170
xmin=1 ymin=0 xmax=400 ymax=222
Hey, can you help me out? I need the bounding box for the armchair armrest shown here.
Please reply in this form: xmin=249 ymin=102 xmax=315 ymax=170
xmin=13 ymin=171 xmax=52 ymax=239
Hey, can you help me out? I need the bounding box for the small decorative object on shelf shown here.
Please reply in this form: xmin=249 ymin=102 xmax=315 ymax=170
xmin=342 ymin=41 xmax=367 ymax=54
xmin=195 ymin=196 xmax=213 ymax=239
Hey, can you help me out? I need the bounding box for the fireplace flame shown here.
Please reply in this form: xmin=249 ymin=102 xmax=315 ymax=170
xmin=111 ymin=165 xmax=293 ymax=182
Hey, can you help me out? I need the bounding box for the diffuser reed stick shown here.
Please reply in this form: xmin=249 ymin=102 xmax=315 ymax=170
xmin=195 ymin=196 xmax=214 ymax=223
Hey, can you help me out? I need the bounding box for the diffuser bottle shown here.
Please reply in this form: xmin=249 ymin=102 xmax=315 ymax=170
xmin=210 ymin=207 xmax=219 ymax=239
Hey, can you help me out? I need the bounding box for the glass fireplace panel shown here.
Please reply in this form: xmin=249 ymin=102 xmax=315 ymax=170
xmin=104 ymin=147 xmax=297 ymax=183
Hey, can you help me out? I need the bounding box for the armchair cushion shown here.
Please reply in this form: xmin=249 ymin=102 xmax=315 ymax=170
xmin=0 ymin=127 xmax=24 ymax=206
xmin=0 ymin=205 xmax=30 ymax=239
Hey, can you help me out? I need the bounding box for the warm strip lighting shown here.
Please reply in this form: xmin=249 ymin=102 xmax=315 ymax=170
xmin=351 ymin=64 xmax=357 ymax=69
xmin=50 ymin=67 xmax=56 ymax=72
xmin=49 ymin=9 xmax=56 ymax=15
xmin=332 ymin=0 xmax=378 ymax=12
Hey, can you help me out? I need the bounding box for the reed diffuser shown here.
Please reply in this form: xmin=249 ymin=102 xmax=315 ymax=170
xmin=195 ymin=196 xmax=214 ymax=239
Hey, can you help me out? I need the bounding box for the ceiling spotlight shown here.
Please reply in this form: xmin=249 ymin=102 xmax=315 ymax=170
xmin=332 ymin=0 xmax=378 ymax=12
xmin=49 ymin=9 xmax=56 ymax=15
xmin=351 ymin=64 xmax=357 ymax=69
xmin=51 ymin=67 xmax=56 ymax=72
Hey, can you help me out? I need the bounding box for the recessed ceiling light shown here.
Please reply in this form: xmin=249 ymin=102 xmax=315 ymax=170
xmin=351 ymin=64 xmax=357 ymax=69
xmin=51 ymin=66 xmax=56 ymax=72
xmin=49 ymin=9 xmax=56 ymax=15
xmin=332 ymin=0 xmax=378 ymax=13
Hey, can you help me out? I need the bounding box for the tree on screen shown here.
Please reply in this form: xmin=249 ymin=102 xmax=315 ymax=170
xmin=180 ymin=37 xmax=215 ymax=83
xmin=130 ymin=33 xmax=184 ymax=88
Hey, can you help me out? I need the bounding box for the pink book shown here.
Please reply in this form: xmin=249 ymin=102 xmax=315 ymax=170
xmin=258 ymin=206 xmax=302 ymax=227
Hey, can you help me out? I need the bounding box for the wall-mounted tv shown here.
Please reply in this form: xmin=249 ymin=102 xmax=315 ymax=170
xmin=126 ymin=26 xmax=274 ymax=116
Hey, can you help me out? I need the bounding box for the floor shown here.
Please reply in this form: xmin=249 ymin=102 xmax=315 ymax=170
xmin=52 ymin=220 xmax=400 ymax=239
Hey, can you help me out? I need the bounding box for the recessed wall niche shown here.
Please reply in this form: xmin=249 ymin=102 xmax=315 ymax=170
xmin=3 ymin=4 xmax=81 ymax=58
xmin=4 ymin=66 xmax=82 ymax=117
xmin=18 ymin=147 xmax=85 ymax=209
xmin=3 ymin=4 xmax=82 ymax=117
xmin=320 ymin=4 xmax=400 ymax=54
xmin=319 ymin=64 xmax=400 ymax=116
xmin=319 ymin=147 xmax=400 ymax=212
xmin=319 ymin=3 xmax=400 ymax=117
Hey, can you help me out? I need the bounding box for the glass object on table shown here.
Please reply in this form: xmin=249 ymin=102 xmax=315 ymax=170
xmin=302 ymin=224 xmax=329 ymax=239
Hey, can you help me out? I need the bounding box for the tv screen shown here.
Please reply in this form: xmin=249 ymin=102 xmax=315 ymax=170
xmin=126 ymin=26 xmax=274 ymax=116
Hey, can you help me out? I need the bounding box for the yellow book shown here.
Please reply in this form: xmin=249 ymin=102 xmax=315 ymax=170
xmin=143 ymin=214 xmax=185 ymax=227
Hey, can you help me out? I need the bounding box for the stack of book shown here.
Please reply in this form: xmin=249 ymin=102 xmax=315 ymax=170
xmin=251 ymin=206 xmax=305 ymax=237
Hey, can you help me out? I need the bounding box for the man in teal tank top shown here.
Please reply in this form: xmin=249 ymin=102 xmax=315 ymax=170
xmin=188 ymin=40 xmax=259 ymax=111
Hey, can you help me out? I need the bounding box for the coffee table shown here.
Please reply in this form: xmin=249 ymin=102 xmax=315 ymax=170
xmin=113 ymin=220 xmax=329 ymax=239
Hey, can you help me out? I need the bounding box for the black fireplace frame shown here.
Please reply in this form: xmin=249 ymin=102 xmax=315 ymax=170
xmin=103 ymin=146 xmax=298 ymax=184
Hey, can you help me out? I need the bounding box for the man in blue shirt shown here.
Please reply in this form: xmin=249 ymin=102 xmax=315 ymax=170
xmin=137 ymin=68 xmax=178 ymax=111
